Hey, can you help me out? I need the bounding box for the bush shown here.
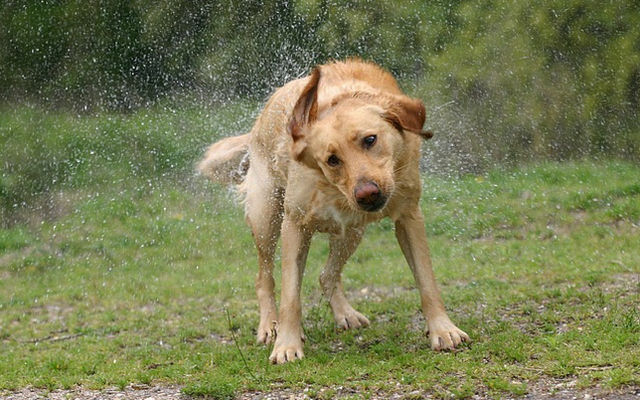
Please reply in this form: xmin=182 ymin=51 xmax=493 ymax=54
xmin=0 ymin=0 xmax=638 ymax=172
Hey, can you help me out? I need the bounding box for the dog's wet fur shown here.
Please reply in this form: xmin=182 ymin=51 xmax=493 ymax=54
xmin=198 ymin=59 xmax=468 ymax=364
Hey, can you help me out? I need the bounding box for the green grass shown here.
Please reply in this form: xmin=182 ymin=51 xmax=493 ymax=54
xmin=1 ymin=108 xmax=639 ymax=398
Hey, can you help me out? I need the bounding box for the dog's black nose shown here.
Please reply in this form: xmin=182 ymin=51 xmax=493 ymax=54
xmin=354 ymin=181 xmax=387 ymax=212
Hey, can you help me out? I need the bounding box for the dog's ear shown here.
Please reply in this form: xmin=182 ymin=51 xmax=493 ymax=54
xmin=289 ymin=68 xmax=320 ymax=161
xmin=384 ymin=96 xmax=433 ymax=140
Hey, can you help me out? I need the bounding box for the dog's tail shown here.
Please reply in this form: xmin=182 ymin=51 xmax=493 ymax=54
xmin=197 ymin=133 xmax=250 ymax=185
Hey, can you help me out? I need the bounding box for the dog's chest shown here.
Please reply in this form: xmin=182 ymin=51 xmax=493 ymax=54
xmin=315 ymin=204 xmax=365 ymax=234
xmin=288 ymin=186 xmax=381 ymax=236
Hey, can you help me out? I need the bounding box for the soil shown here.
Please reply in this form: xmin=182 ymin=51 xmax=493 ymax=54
xmin=2 ymin=383 xmax=639 ymax=400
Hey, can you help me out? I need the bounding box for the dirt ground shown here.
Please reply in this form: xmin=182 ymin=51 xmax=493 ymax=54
xmin=2 ymin=383 xmax=640 ymax=400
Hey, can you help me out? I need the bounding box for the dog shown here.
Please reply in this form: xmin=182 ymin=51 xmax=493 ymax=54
xmin=198 ymin=59 xmax=469 ymax=364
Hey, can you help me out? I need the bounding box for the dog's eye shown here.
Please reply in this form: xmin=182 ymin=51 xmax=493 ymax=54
xmin=363 ymin=135 xmax=377 ymax=149
xmin=327 ymin=155 xmax=340 ymax=166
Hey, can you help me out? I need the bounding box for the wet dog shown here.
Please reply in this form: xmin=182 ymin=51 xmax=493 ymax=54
xmin=198 ymin=59 xmax=468 ymax=364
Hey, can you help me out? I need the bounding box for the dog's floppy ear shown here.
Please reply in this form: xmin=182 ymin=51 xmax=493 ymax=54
xmin=289 ymin=68 xmax=320 ymax=161
xmin=384 ymin=96 xmax=433 ymax=140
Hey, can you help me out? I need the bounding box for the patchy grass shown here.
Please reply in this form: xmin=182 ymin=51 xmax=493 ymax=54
xmin=1 ymin=109 xmax=639 ymax=398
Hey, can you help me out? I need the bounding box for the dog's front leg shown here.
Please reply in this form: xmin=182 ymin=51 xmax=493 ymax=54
xmin=269 ymin=216 xmax=312 ymax=364
xmin=395 ymin=206 xmax=469 ymax=351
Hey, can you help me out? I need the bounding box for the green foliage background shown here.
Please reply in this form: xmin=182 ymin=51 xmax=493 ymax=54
xmin=1 ymin=0 xmax=639 ymax=163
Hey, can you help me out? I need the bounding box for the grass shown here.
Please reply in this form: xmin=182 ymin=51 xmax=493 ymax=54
xmin=1 ymin=107 xmax=639 ymax=398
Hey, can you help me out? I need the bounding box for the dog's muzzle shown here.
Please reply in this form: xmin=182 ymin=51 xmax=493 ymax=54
xmin=354 ymin=181 xmax=387 ymax=212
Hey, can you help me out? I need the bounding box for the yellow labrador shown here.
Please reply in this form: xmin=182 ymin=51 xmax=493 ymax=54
xmin=198 ymin=59 xmax=468 ymax=364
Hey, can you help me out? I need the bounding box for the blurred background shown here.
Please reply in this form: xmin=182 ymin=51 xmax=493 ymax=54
xmin=1 ymin=0 xmax=639 ymax=224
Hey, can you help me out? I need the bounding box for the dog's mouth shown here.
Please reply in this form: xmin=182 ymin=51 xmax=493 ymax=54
xmin=354 ymin=181 xmax=388 ymax=212
xmin=357 ymin=196 xmax=388 ymax=212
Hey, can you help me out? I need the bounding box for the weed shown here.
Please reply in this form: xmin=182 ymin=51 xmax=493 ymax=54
xmin=182 ymin=380 xmax=237 ymax=399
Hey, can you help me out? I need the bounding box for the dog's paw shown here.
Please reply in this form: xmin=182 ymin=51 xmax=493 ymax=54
xmin=336 ymin=310 xmax=370 ymax=330
xmin=256 ymin=319 xmax=278 ymax=344
xmin=269 ymin=334 xmax=305 ymax=364
xmin=426 ymin=317 xmax=470 ymax=351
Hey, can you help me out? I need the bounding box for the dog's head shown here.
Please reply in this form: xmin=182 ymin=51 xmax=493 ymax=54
xmin=289 ymin=68 xmax=432 ymax=213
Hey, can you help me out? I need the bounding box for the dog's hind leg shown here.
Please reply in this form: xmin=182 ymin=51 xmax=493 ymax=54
xmin=319 ymin=228 xmax=370 ymax=330
xmin=244 ymin=179 xmax=284 ymax=344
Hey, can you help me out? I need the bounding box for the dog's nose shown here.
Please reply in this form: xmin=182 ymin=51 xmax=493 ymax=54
xmin=354 ymin=181 xmax=386 ymax=212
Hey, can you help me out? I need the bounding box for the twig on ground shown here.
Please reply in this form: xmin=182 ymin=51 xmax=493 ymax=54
xmin=17 ymin=333 xmax=83 ymax=344
xmin=224 ymin=307 xmax=261 ymax=383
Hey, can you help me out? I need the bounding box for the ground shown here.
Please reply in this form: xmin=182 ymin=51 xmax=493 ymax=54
xmin=3 ymin=384 xmax=640 ymax=400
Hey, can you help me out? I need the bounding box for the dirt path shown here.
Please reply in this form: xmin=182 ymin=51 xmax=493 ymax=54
xmin=2 ymin=384 xmax=640 ymax=400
